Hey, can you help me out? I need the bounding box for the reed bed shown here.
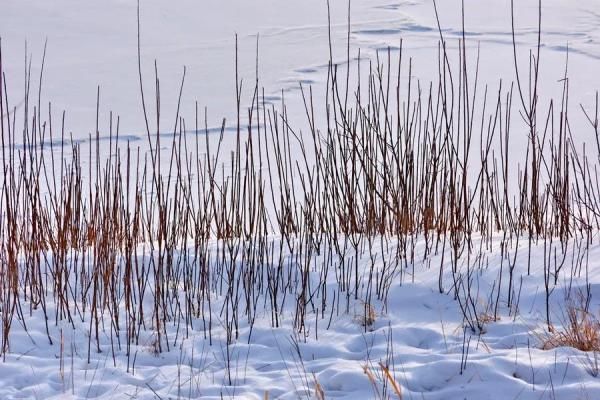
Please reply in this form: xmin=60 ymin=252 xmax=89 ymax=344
xmin=0 ymin=2 xmax=598 ymax=383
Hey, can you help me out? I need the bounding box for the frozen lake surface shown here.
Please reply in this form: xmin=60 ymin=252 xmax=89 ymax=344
xmin=2 ymin=0 xmax=600 ymax=140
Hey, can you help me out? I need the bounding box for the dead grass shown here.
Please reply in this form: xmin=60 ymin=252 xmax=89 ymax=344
xmin=363 ymin=362 xmax=403 ymax=399
xmin=379 ymin=362 xmax=403 ymax=399
xmin=541 ymin=299 xmax=600 ymax=352
xmin=313 ymin=373 xmax=325 ymax=400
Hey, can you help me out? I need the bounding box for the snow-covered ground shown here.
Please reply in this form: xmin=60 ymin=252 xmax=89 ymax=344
xmin=3 ymin=0 xmax=600 ymax=141
xmin=2 ymin=235 xmax=600 ymax=399
xmin=2 ymin=1 xmax=600 ymax=399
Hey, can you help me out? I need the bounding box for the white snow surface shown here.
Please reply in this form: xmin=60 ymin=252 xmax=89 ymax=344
xmin=3 ymin=236 xmax=600 ymax=400
xmin=2 ymin=0 xmax=600 ymax=141
xmin=2 ymin=1 xmax=600 ymax=399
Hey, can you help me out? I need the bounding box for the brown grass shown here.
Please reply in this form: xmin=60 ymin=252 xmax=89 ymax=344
xmin=542 ymin=301 xmax=600 ymax=352
xmin=355 ymin=301 xmax=377 ymax=329
xmin=313 ymin=373 xmax=325 ymax=400
xmin=363 ymin=362 xmax=403 ymax=399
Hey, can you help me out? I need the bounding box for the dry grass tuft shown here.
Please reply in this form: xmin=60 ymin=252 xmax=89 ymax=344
xmin=355 ymin=302 xmax=377 ymax=329
xmin=363 ymin=364 xmax=379 ymax=396
xmin=542 ymin=299 xmax=600 ymax=352
xmin=379 ymin=362 xmax=402 ymax=399
xmin=313 ymin=373 xmax=325 ymax=400
xmin=477 ymin=310 xmax=498 ymax=326
xmin=363 ymin=362 xmax=403 ymax=399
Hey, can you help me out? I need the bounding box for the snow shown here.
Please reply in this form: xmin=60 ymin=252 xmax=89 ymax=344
xmin=2 ymin=1 xmax=600 ymax=399
xmin=3 ymin=0 xmax=600 ymax=141
xmin=2 ymin=236 xmax=600 ymax=399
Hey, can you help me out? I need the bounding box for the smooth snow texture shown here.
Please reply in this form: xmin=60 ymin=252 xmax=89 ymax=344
xmin=2 ymin=0 xmax=600 ymax=139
